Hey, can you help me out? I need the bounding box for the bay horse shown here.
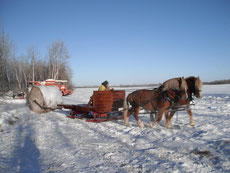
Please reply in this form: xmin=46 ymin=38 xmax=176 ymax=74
xmin=164 ymin=76 xmax=203 ymax=128
xmin=123 ymin=77 xmax=188 ymax=128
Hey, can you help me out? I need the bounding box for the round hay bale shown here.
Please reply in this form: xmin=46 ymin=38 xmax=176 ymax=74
xmin=27 ymin=86 xmax=62 ymax=113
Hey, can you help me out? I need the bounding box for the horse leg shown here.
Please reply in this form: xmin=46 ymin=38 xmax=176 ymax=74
xmin=165 ymin=111 xmax=170 ymax=128
xmin=164 ymin=110 xmax=172 ymax=128
xmin=124 ymin=105 xmax=136 ymax=126
xmin=123 ymin=99 xmax=131 ymax=126
xmin=123 ymin=110 xmax=129 ymax=126
xmin=124 ymin=108 xmax=133 ymax=126
xmin=150 ymin=109 xmax=164 ymax=127
xmin=123 ymin=107 xmax=129 ymax=126
xmin=133 ymin=106 xmax=144 ymax=128
xmin=186 ymin=108 xmax=195 ymax=126
xmin=150 ymin=113 xmax=155 ymax=122
xmin=150 ymin=112 xmax=158 ymax=121
xmin=165 ymin=111 xmax=175 ymax=128
xmin=149 ymin=113 xmax=154 ymax=127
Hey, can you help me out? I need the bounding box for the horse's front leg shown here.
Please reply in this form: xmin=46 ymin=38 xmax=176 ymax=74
xmin=186 ymin=108 xmax=195 ymax=126
xmin=165 ymin=110 xmax=175 ymax=128
xmin=133 ymin=106 xmax=144 ymax=128
xmin=165 ymin=110 xmax=172 ymax=128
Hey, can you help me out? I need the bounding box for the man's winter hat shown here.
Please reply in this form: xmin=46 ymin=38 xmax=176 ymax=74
xmin=102 ymin=80 xmax=109 ymax=86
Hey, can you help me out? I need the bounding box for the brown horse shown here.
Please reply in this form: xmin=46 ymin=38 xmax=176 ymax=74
xmin=164 ymin=76 xmax=203 ymax=128
xmin=123 ymin=77 xmax=188 ymax=128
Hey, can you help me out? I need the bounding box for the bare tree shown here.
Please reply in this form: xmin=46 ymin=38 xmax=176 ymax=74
xmin=20 ymin=55 xmax=31 ymax=88
xmin=11 ymin=58 xmax=22 ymax=91
xmin=28 ymin=46 xmax=39 ymax=81
xmin=0 ymin=34 xmax=74 ymax=94
xmin=48 ymin=40 xmax=70 ymax=80
xmin=59 ymin=63 xmax=74 ymax=89
xmin=0 ymin=30 xmax=16 ymax=92
xmin=36 ymin=59 xmax=49 ymax=81
xmin=27 ymin=46 xmax=39 ymax=81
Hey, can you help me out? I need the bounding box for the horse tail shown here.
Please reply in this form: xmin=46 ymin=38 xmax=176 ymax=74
xmin=123 ymin=95 xmax=130 ymax=126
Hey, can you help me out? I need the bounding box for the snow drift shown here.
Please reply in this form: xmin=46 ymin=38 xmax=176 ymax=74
xmin=27 ymin=86 xmax=62 ymax=113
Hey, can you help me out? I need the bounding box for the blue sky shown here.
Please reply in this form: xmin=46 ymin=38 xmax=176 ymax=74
xmin=1 ymin=0 xmax=230 ymax=86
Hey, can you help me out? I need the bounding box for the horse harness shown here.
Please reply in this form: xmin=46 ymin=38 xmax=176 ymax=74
xmin=141 ymin=79 xmax=185 ymax=112
xmin=139 ymin=88 xmax=175 ymax=111
xmin=128 ymin=78 xmax=191 ymax=113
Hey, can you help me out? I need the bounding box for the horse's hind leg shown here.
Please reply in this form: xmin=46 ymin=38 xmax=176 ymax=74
xmin=124 ymin=105 xmax=135 ymax=126
xmin=133 ymin=106 xmax=144 ymax=128
xmin=123 ymin=108 xmax=129 ymax=126
xmin=124 ymin=109 xmax=132 ymax=126
xmin=186 ymin=108 xmax=195 ymax=126
xmin=123 ymin=99 xmax=131 ymax=126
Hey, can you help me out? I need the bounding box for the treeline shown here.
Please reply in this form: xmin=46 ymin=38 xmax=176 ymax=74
xmin=0 ymin=31 xmax=73 ymax=95
xmin=77 ymin=84 xmax=159 ymax=88
xmin=118 ymin=84 xmax=159 ymax=88
xmin=203 ymin=79 xmax=230 ymax=85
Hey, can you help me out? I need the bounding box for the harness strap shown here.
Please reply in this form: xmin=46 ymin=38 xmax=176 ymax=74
xmin=162 ymin=90 xmax=174 ymax=106
xmin=178 ymin=78 xmax=182 ymax=89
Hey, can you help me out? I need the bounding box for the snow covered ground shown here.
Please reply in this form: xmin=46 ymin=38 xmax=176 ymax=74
xmin=0 ymin=84 xmax=230 ymax=173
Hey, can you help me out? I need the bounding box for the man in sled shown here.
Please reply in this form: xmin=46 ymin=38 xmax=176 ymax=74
xmin=98 ymin=80 xmax=111 ymax=91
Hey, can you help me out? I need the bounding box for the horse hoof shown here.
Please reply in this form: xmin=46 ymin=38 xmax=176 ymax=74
xmin=148 ymin=123 xmax=153 ymax=128
xmin=190 ymin=121 xmax=195 ymax=126
xmin=139 ymin=123 xmax=145 ymax=128
xmin=138 ymin=122 xmax=145 ymax=128
xmin=166 ymin=122 xmax=173 ymax=128
xmin=166 ymin=125 xmax=173 ymax=129
xmin=151 ymin=122 xmax=158 ymax=127
xmin=124 ymin=123 xmax=130 ymax=127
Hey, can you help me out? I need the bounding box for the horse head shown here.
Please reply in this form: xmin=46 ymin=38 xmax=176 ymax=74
xmin=185 ymin=76 xmax=203 ymax=99
xmin=194 ymin=76 xmax=203 ymax=98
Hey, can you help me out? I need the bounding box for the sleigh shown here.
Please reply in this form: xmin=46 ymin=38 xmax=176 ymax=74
xmin=59 ymin=90 xmax=126 ymax=122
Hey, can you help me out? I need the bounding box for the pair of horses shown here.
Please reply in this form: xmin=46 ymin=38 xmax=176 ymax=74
xmin=123 ymin=76 xmax=203 ymax=128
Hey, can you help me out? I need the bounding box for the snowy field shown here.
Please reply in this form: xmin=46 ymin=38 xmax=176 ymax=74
xmin=0 ymin=84 xmax=230 ymax=173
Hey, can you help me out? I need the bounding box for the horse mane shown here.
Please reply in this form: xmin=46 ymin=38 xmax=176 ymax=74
xmin=161 ymin=77 xmax=187 ymax=91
